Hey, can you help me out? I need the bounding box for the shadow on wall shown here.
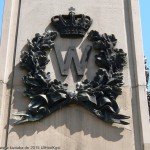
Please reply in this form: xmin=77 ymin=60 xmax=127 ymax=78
xmin=6 ymin=65 xmax=124 ymax=141
xmin=5 ymin=24 xmax=125 ymax=142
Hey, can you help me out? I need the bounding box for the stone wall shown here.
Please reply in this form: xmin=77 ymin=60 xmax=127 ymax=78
xmin=0 ymin=0 xmax=150 ymax=150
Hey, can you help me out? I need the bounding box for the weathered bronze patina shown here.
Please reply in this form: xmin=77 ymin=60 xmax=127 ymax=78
xmin=13 ymin=10 xmax=129 ymax=125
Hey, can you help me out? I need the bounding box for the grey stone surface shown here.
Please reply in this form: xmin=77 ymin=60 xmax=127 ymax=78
xmin=0 ymin=0 xmax=149 ymax=149
xmin=0 ymin=0 xmax=20 ymax=146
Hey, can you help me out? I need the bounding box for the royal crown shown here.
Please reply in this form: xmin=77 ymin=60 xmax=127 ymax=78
xmin=51 ymin=8 xmax=92 ymax=38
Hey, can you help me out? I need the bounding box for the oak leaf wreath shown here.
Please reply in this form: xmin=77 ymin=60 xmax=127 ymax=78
xmin=13 ymin=30 xmax=130 ymax=125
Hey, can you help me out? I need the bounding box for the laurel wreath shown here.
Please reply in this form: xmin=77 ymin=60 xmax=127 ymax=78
xmin=13 ymin=30 xmax=130 ymax=125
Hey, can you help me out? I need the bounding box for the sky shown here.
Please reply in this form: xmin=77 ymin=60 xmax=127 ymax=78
xmin=139 ymin=1 xmax=150 ymax=72
xmin=0 ymin=0 xmax=150 ymax=85
xmin=0 ymin=0 xmax=4 ymax=40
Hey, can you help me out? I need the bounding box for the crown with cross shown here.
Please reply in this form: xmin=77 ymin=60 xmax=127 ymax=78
xmin=51 ymin=7 xmax=92 ymax=38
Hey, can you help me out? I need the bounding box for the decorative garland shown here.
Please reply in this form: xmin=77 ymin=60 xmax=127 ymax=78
xmin=13 ymin=30 xmax=129 ymax=125
xmin=145 ymin=58 xmax=150 ymax=116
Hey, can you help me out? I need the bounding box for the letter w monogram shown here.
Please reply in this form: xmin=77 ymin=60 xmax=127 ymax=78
xmin=55 ymin=46 xmax=92 ymax=76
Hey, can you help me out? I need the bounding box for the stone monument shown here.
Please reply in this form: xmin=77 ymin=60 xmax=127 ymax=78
xmin=0 ymin=0 xmax=150 ymax=150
